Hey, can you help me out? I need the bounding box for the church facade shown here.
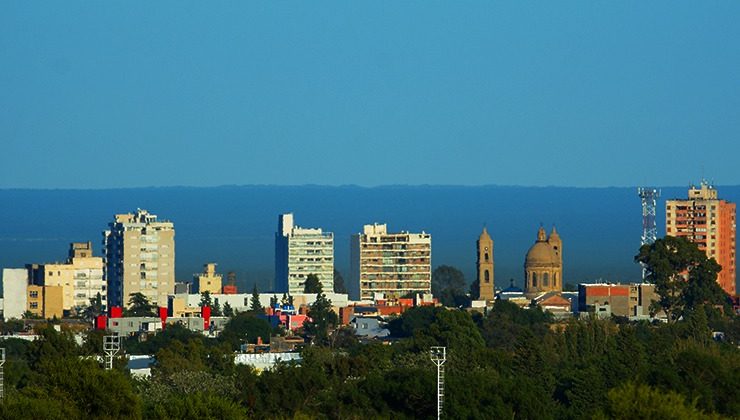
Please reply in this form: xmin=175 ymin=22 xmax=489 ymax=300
xmin=524 ymin=226 xmax=563 ymax=297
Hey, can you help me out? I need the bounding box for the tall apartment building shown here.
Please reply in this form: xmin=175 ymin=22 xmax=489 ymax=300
xmin=275 ymin=213 xmax=334 ymax=294
xmin=104 ymin=209 xmax=175 ymax=308
xmin=26 ymin=241 xmax=106 ymax=313
xmin=666 ymin=182 xmax=736 ymax=295
xmin=350 ymin=223 xmax=432 ymax=300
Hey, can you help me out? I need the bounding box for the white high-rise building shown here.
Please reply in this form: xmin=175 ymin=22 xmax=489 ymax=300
xmin=103 ymin=209 xmax=175 ymax=308
xmin=275 ymin=213 xmax=334 ymax=294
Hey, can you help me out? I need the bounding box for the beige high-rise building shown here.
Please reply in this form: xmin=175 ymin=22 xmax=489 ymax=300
xmin=104 ymin=209 xmax=175 ymax=308
xmin=666 ymin=181 xmax=736 ymax=295
xmin=350 ymin=223 xmax=432 ymax=300
xmin=194 ymin=263 xmax=222 ymax=294
xmin=26 ymin=241 xmax=106 ymax=313
xmin=68 ymin=241 xmax=106 ymax=309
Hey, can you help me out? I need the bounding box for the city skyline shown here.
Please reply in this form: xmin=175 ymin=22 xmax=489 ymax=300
xmin=1 ymin=183 xmax=737 ymax=294
xmin=1 ymin=3 xmax=737 ymax=417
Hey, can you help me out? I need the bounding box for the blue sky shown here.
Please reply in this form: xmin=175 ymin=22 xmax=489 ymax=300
xmin=1 ymin=2 xmax=739 ymax=188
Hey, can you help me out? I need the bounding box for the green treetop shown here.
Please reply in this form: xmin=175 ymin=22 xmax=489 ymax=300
xmin=303 ymin=273 xmax=322 ymax=294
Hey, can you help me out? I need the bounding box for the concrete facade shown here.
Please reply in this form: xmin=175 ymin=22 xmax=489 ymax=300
xmin=666 ymin=181 xmax=736 ymax=295
xmin=578 ymin=283 xmax=661 ymax=319
xmin=275 ymin=213 xmax=334 ymax=294
xmin=27 ymin=285 xmax=63 ymax=319
xmin=2 ymin=268 xmax=29 ymax=320
xmin=194 ymin=263 xmax=222 ymax=294
xmin=27 ymin=242 xmax=106 ymax=313
xmin=67 ymin=242 xmax=106 ymax=309
xmin=104 ymin=209 xmax=175 ymax=308
xmin=350 ymin=223 xmax=432 ymax=300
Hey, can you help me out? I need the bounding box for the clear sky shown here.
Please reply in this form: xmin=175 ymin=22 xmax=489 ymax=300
xmin=1 ymin=2 xmax=739 ymax=188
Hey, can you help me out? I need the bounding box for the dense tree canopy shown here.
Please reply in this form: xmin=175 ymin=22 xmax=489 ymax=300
xmin=249 ymin=284 xmax=263 ymax=314
xmin=636 ymin=236 xmax=728 ymax=322
xmin=303 ymin=273 xmax=322 ymax=294
xmin=304 ymin=287 xmax=338 ymax=345
xmin=334 ymin=269 xmax=347 ymax=294
xmin=1 ymin=239 xmax=738 ymax=420
xmin=431 ymin=265 xmax=468 ymax=307
xmin=125 ymin=292 xmax=156 ymax=317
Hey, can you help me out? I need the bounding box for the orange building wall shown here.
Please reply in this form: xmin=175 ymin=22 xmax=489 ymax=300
xmin=717 ymin=201 xmax=736 ymax=295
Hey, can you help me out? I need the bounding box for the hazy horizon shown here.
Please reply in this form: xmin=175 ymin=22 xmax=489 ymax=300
xmin=2 ymin=181 xmax=737 ymax=191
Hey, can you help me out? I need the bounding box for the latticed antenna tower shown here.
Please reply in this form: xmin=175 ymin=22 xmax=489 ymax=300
xmin=430 ymin=346 xmax=447 ymax=420
xmin=103 ymin=335 xmax=121 ymax=370
xmin=638 ymin=187 xmax=660 ymax=279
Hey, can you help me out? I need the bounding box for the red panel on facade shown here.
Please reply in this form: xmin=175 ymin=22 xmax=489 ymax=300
xmin=96 ymin=315 xmax=108 ymax=330
xmin=608 ymin=286 xmax=630 ymax=296
xmin=398 ymin=298 xmax=414 ymax=307
xmin=202 ymin=305 xmax=211 ymax=329
xmin=585 ymin=286 xmax=629 ymax=297
xmin=159 ymin=307 xmax=168 ymax=329
xmin=110 ymin=306 xmax=123 ymax=318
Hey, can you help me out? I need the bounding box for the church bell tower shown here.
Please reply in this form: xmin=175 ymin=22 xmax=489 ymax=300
xmin=477 ymin=227 xmax=494 ymax=301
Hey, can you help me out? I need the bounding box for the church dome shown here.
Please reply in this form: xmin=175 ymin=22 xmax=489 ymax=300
xmin=525 ymin=241 xmax=558 ymax=266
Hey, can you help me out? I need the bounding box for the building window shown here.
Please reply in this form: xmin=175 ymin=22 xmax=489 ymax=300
xmin=30 ymin=291 xmax=39 ymax=298
xmin=484 ymin=270 xmax=490 ymax=283
xmin=484 ymin=252 xmax=489 ymax=262
xmin=532 ymin=272 xmax=537 ymax=287
xmin=543 ymin=273 xmax=549 ymax=286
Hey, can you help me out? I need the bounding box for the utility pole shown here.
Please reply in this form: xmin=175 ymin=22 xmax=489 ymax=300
xmin=430 ymin=346 xmax=447 ymax=419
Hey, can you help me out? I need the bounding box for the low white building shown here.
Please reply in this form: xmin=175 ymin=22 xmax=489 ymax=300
xmin=168 ymin=292 xmax=350 ymax=317
xmin=234 ymin=352 xmax=301 ymax=371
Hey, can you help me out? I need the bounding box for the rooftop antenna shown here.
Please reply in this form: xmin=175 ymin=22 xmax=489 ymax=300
xmin=103 ymin=334 xmax=121 ymax=370
xmin=430 ymin=346 xmax=447 ymax=419
xmin=638 ymin=187 xmax=660 ymax=279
